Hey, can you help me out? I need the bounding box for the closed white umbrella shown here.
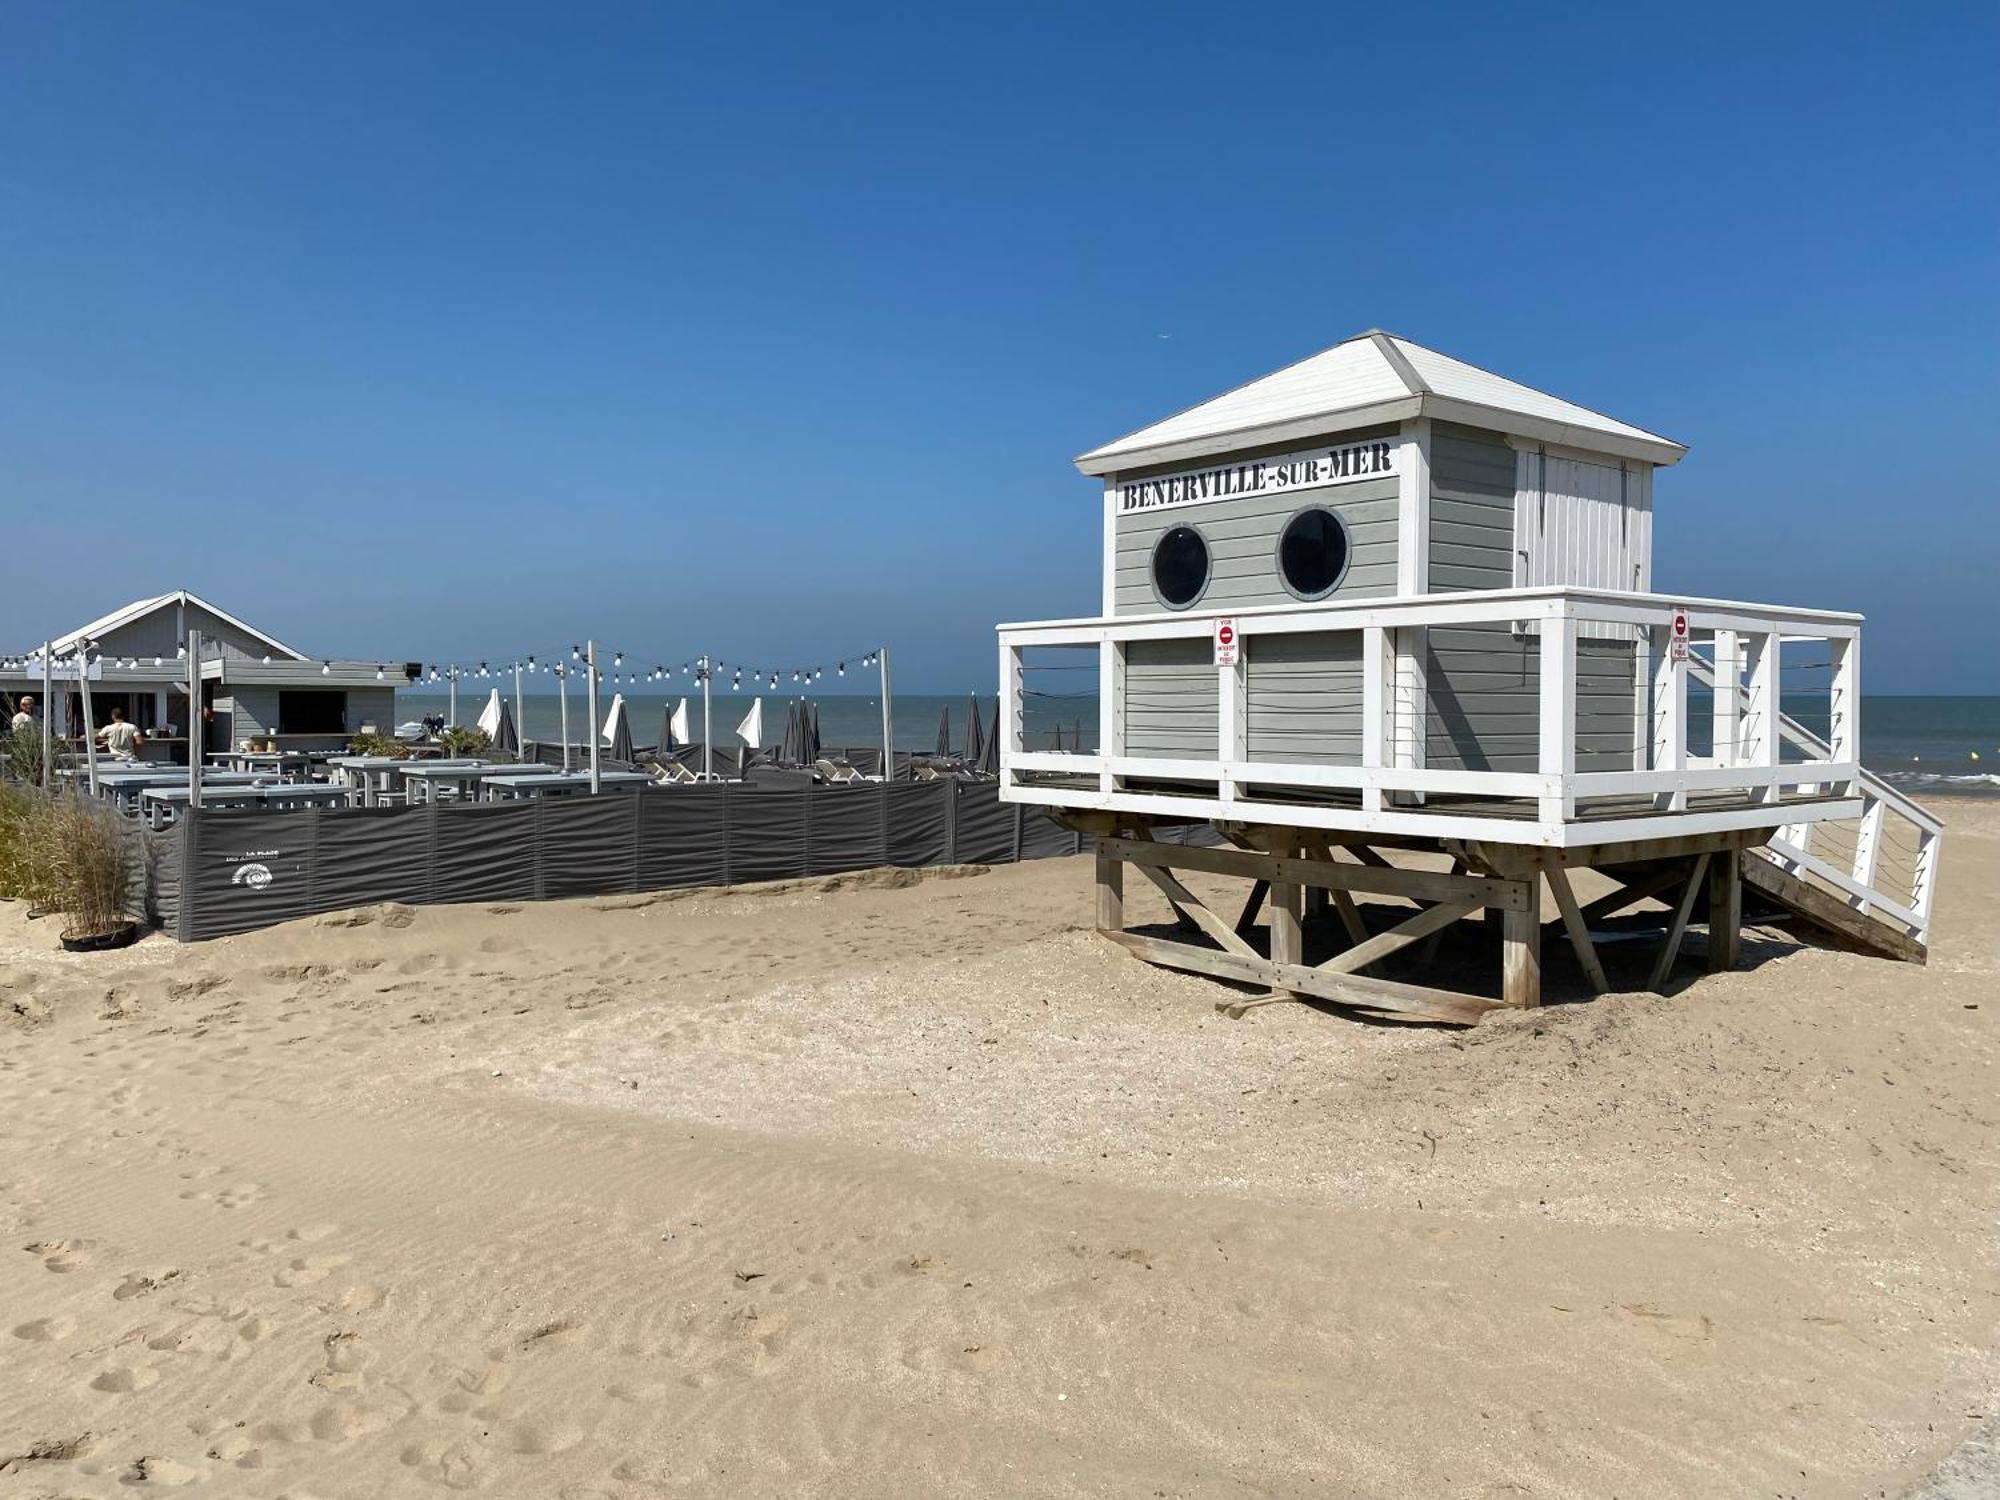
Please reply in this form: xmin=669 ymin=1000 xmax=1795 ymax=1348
xmin=670 ymin=697 xmax=690 ymax=748
xmin=736 ymin=698 xmax=763 ymax=756
xmin=475 ymin=688 xmax=504 ymax=739
xmin=601 ymin=693 xmax=635 ymax=762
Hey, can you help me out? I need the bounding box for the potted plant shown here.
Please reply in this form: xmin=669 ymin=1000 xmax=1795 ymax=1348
xmin=438 ymin=725 xmax=492 ymax=758
xmin=33 ymin=792 xmax=138 ymax=950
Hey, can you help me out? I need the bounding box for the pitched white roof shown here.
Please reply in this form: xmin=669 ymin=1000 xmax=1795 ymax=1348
xmin=51 ymin=589 xmax=309 ymax=661
xmin=1077 ymin=330 xmax=1685 ymax=473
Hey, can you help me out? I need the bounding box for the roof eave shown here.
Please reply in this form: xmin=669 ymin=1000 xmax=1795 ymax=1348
xmin=1075 ymin=395 xmax=1426 ymax=477
xmin=1076 ymin=392 xmax=1685 ymax=477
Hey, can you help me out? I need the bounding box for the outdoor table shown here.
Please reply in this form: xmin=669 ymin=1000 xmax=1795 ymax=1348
xmin=481 ymin=771 xmax=653 ymax=800
xmin=95 ymin=769 xmax=267 ymax=816
xmin=213 ymin=751 xmax=319 ymax=781
xmin=398 ymin=761 xmax=564 ymax=806
xmin=326 ymin=756 xmax=493 ymax=807
xmin=139 ymin=782 xmax=352 ymax=829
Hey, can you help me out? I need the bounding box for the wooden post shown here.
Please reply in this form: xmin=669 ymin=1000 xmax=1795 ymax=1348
xmin=1502 ymin=896 xmax=1541 ymax=1008
xmin=1707 ymin=850 xmax=1742 ymax=972
xmin=1266 ymin=831 xmax=1303 ymax=976
xmin=1094 ymin=837 xmax=1123 ymax=934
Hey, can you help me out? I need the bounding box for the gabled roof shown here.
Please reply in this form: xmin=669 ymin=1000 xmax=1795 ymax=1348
xmin=1076 ymin=330 xmax=1686 ymax=474
xmin=51 ymin=589 xmax=309 ymax=661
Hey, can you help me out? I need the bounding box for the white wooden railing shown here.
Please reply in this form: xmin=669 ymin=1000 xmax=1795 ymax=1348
xmin=997 ymin=586 xmax=1866 ymax=849
xmin=1686 ymin=652 xmax=1941 ymax=944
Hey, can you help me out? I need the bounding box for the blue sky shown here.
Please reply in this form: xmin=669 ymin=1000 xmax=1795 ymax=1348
xmin=3 ymin=2 xmax=1995 ymax=690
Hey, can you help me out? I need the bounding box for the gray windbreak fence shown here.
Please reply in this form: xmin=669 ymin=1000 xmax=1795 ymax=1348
xmin=159 ymin=779 xmax=1196 ymax=943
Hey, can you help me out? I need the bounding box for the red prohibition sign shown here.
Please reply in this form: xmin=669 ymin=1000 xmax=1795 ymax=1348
xmin=1218 ymin=624 xmax=1235 ymax=646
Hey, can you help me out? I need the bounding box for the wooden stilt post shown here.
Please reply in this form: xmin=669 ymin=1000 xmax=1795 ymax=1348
xmin=1095 ymin=833 xmax=1123 ymax=934
xmin=1502 ymin=903 xmax=1541 ymax=1007
xmin=1707 ymin=849 xmax=1742 ymax=972
xmin=1501 ymin=854 xmax=1542 ymax=1007
xmin=1267 ymin=831 xmax=1303 ymax=980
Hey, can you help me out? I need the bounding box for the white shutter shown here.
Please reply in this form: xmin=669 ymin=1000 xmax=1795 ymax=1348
xmin=1514 ymin=445 xmax=1653 ymax=639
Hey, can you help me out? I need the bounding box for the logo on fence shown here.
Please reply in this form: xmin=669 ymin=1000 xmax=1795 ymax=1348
xmin=231 ymin=862 xmax=273 ymax=890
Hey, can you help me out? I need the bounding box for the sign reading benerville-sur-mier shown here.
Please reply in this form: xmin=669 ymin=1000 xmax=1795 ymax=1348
xmin=1115 ymin=437 xmax=1398 ymax=515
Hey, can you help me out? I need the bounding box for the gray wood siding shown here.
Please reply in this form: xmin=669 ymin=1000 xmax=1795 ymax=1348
xmin=1245 ymin=631 xmax=1362 ymax=766
xmin=1111 ymin=432 xmax=1401 ymax=618
xmin=1425 ymin=422 xmax=1633 ymax=771
xmin=100 ymin=603 xmax=295 ymax=663
xmin=221 ymin=685 xmax=395 ymax=740
xmin=1122 ymin=639 xmax=1217 ymax=759
xmin=225 ymin=685 xmax=278 ymax=740
xmin=1426 ymin=627 xmax=1635 ymax=772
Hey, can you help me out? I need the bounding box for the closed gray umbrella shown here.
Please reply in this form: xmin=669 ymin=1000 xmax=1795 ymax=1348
xmin=606 ymin=703 xmax=635 ymax=764
xmin=1050 ymin=722 xmax=1064 ymax=752
xmin=493 ymin=697 xmax=520 ymax=756
xmin=934 ymin=706 xmax=951 ymax=758
xmin=965 ymin=695 xmax=985 ymax=765
xmin=806 ymin=701 xmax=822 ymax=763
xmin=979 ymin=697 xmax=1000 ymax=774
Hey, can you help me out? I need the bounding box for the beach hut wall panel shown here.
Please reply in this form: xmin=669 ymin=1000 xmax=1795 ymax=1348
xmin=1122 ymin=638 xmax=1220 ymax=759
xmin=1244 ymin=631 xmax=1365 ymax=766
xmin=1110 ymin=428 xmax=1402 ymax=617
xmin=1423 ymin=423 xmax=1641 ymax=772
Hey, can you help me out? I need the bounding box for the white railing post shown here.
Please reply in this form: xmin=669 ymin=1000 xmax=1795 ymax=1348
xmin=1538 ymin=608 xmax=1577 ymax=825
xmin=1742 ymin=630 xmax=1779 ymax=803
xmin=997 ymin=639 xmax=1022 ymax=791
xmin=1848 ymin=798 xmax=1884 ymax=915
xmin=1361 ymin=623 xmax=1389 ymax=814
xmin=1649 ymin=622 xmax=1687 ymax=811
xmin=1099 ymin=639 xmax=1124 ymax=797
xmin=1830 ymin=633 xmax=1861 ymax=796
xmin=1711 ymin=628 xmax=1740 ymax=767
xmin=1217 ymin=631 xmax=1245 ymax=809
xmin=1910 ymin=827 xmax=1940 ymax=941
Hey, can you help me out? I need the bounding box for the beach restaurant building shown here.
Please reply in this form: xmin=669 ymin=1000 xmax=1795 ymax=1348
xmin=997 ymin=331 xmax=1942 ymax=1019
xmin=2 ymin=589 xmax=409 ymax=759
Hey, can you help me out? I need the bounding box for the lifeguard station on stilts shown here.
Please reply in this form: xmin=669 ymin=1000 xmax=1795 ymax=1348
xmin=997 ymin=332 xmax=1942 ymax=1024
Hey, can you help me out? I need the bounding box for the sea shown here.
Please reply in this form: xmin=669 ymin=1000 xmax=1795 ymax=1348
xmin=395 ymin=691 xmax=2000 ymax=799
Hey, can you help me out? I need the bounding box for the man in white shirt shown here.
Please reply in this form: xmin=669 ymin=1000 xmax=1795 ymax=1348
xmin=9 ymin=695 xmax=35 ymax=736
xmin=97 ymin=706 xmax=146 ymax=761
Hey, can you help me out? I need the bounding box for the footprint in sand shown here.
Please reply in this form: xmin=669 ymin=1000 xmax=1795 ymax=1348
xmin=90 ymin=1363 xmax=163 ymax=1393
xmin=113 ymin=1268 xmax=182 ymax=1301
xmin=22 ymin=1237 xmax=91 ymax=1273
xmin=400 ymin=1438 xmax=483 ymax=1490
xmin=180 ymin=1180 xmax=266 ymax=1209
xmin=12 ymin=1315 xmax=76 ymax=1341
xmin=288 ymin=1221 xmax=342 ymax=1244
xmin=126 ymin=1456 xmax=204 ymax=1486
xmin=273 ymin=1252 xmax=352 ymax=1288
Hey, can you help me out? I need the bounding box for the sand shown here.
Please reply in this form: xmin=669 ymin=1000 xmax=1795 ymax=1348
xmin=2 ymin=802 xmax=1996 ymax=1498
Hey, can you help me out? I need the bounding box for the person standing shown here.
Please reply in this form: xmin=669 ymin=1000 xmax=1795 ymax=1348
xmin=96 ymin=705 xmax=146 ymax=762
xmin=8 ymin=694 xmax=35 ymax=736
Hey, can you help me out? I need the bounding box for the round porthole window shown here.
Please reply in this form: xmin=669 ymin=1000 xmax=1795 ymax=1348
xmin=1277 ymin=507 xmax=1351 ymax=600
xmin=1150 ymin=525 xmax=1210 ymax=610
